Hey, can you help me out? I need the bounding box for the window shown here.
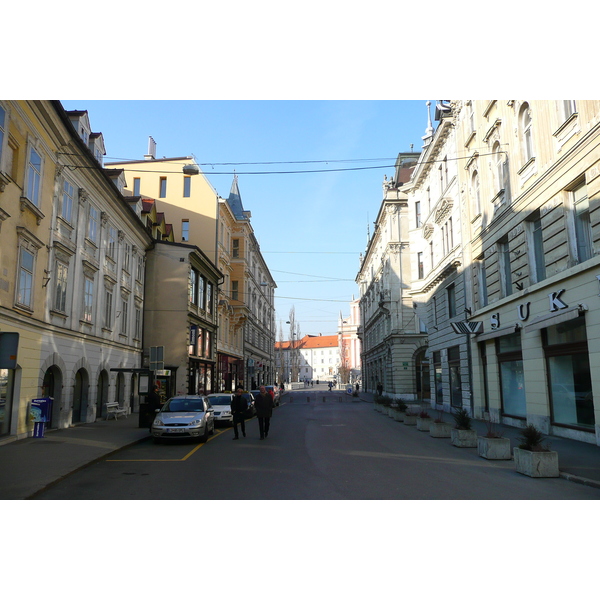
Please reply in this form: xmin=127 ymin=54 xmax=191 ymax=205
xmin=17 ymin=247 xmax=35 ymax=308
xmin=182 ymin=219 xmax=189 ymax=241
xmin=526 ymin=210 xmax=546 ymax=283
xmin=133 ymin=178 xmax=141 ymax=196
xmin=123 ymin=243 xmax=130 ymax=273
xmin=232 ymin=239 xmax=240 ymax=258
xmin=88 ymin=205 xmax=100 ymax=245
xmin=448 ymin=345 xmax=462 ymax=408
xmin=62 ymin=179 xmax=75 ymax=223
xmin=206 ymin=282 xmax=213 ymax=314
xmin=497 ymin=333 xmax=526 ymax=417
xmin=189 ymin=268 xmax=198 ymax=304
xmin=107 ymin=226 xmax=117 ymax=260
xmin=520 ymin=103 xmax=534 ymax=162
xmin=104 ymin=289 xmax=113 ymax=328
xmin=135 ymin=307 xmax=141 ymax=339
xmin=159 ymin=177 xmax=167 ymax=198
xmin=433 ymin=351 xmax=443 ymax=404
xmin=83 ymin=277 xmax=94 ymax=322
xmin=562 ymin=100 xmax=577 ymax=121
xmin=447 ymin=283 xmax=456 ymax=318
xmin=497 ymin=238 xmax=512 ymax=297
xmin=120 ymin=298 xmax=128 ymax=335
xmin=199 ymin=276 xmax=206 ymax=310
xmin=417 ymin=252 xmax=424 ymax=279
xmin=184 ymin=176 xmax=191 ymax=198
xmin=442 ymin=218 xmax=453 ymax=256
xmin=54 ymin=261 xmax=68 ymax=313
xmin=0 ymin=104 xmax=6 ymax=170
xmin=571 ymin=182 xmax=592 ymax=264
xmin=231 ymin=280 xmax=239 ymax=301
xmin=137 ymin=256 xmax=144 ymax=282
xmin=544 ymin=316 xmax=594 ymax=429
xmin=475 ymin=257 xmax=488 ymax=308
xmin=471 ymin=171 xmax=481 ymax=216
xmin=415 ymin=201 xmax=422 ymax=227
xmin=26 ymin=146 xmax=43 ymax=206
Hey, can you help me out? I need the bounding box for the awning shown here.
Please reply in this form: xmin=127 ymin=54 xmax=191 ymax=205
xmin=476 ymin=325 xmax=520 ymax=342
xmin=523 ymin=305 xmax=587 ymax=333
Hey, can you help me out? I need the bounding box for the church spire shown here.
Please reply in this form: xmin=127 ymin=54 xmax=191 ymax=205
xmin=422 ymin=101 xmax=434 ymax=148
xmin=227 ymin=172 xmax=247 ymax=219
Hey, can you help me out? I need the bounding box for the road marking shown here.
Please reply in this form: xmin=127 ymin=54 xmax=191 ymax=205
xmin=106 ymin=428 xmax=228 ymax=462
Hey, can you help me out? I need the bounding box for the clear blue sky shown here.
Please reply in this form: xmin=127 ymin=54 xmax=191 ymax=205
xmin=61 ymin=99 xmax=433 ymax=337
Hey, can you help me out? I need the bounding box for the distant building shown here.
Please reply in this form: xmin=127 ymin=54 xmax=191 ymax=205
xmin=338 ymin=298 xmax=362 ymax=383
xmin=275 ymin=334 xmax=340 ymax=383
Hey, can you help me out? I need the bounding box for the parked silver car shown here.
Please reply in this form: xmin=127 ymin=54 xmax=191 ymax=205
xmin=206 ymin=393 xmax=234 ymax=424
xmin=151 ymin=395 xmax=215 ymax=444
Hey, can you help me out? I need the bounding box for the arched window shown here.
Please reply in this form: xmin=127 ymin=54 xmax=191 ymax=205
xmin=471 ymin=170 xmax=481 ymax=215
xmin=520 ymin=103 xmax=534 ymax=162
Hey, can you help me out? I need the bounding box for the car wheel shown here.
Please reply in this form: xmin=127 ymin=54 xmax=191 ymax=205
xmin=200 ymin=427 xmax=210 ymax=443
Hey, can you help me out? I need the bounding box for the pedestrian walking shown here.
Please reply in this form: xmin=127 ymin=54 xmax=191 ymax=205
xmin=231 ymin=386 xmax=247 ymax=440
xmin=255 ymin=385 xmax=274 ymax=440
xmin=146 ymin=385 xmax=161 ymax=430
xmin=355 ymin=382 xmax=360 ymax=393
xmin=377 ymin=382 xmax=383 ymax=397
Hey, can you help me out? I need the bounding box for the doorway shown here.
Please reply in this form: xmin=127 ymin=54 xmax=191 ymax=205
xmin=73 ymin=368 xmax=89 ymax=423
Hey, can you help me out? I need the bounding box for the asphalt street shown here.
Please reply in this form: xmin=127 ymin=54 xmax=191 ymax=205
xmin=31 ymin=389 xmax=600 ymax=500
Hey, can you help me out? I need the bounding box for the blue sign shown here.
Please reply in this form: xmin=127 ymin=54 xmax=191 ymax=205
xmin=31 ymin=397 xmax=53 ymax=423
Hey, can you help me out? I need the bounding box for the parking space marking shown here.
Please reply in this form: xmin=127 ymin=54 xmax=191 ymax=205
xmin=106 ymin=427 xmax=228 ymax=462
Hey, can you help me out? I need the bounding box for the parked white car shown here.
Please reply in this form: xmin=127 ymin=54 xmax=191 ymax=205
xmin=206 ymin=393 xmax=234 ymax=425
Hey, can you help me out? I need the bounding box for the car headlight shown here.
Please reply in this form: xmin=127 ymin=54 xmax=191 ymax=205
xmin=153 ymin=418 xmax=164 ymax=426
xmin=190 ymin=418 xmax=203 ymax=426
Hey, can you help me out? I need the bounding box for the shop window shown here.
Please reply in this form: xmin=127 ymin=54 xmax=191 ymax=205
xmin=526 ymin=210 xmax=546 ymax=283
xmin=496 ymin=333 xmax=526 ymax=417
xmin=544 ymin=316 xmax=594 ymax=429
xmin=448 ymin=345 xmax=462 ymax=408
xmin=433 ymin=351 xmax=443 ymax=405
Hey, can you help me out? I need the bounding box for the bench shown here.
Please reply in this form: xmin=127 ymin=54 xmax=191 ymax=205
xmin=105 ymin=402 xmax=128 ymax=420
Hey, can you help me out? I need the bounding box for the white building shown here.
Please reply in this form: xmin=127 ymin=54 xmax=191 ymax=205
xmin=276 ymin=334 xmax=340 ymax=383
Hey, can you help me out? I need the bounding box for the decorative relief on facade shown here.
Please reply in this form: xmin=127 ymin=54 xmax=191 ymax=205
xmin=434 ymin=198 xmax=453 ymax=224
xmin=423 ymin=224 xmax=434 ymax=239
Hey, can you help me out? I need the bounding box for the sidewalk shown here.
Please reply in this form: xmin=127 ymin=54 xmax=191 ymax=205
xmin=359 ymin=392 xmax=600 ymax=489
xmin=0 ymin=415 xmax=150 ymax=500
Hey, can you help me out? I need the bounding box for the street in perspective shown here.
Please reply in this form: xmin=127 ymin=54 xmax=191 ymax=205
xmin=6 ymin=385 xmax=599 ymax=501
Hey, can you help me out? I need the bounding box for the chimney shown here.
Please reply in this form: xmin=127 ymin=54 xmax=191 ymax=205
xmin=145 ymin=136 xmax=156 ymax=160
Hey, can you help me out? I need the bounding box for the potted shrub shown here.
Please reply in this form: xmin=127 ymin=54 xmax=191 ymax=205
xmin=451 ymin=407 xmax=478 ymax=447
xmin=429 ymin=410 xmax=453 ymax=438
xmin=416 ymin=410 xmax=432 ymax=431
xmin=392 ymin=400 xmax=407 ymax=422
xmin=477 ymin=416 xmax=511 ymax=460
xmin=403 ymin=406 xmax=418 ymax=426
xmin=513 ymin=424 xmax=559 ymax=478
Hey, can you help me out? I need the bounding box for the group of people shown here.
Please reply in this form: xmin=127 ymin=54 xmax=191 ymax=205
xmin=231 ymin=385 xmax=274 ymax=441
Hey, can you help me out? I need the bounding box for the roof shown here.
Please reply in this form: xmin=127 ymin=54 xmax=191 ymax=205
xmin=276 ymin=334 xmax=338 ymax=350
xmin=227 ymin=174 xmax=247 ymax=220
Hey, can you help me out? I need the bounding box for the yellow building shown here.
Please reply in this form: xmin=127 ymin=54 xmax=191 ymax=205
xmin=0 ymin=101 xmax=152 ymax=442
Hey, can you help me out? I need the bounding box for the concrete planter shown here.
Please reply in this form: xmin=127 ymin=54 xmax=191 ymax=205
xmin=392 ymin=410 xmax=404 ymax=422
xmin=403 ymin=413 xmax=417 ymax=426
xmin=429 ymin=421 xmax=452 ymax=438
xmin=416 ymin=417 xmax=432 ymax=431
xmin=477 ymin=436 xmax=512 ymax=460
xmin=451 ymin=428 xmax=478 ymax=448
xmin=514 ymin=448 xmax=559 ymax=478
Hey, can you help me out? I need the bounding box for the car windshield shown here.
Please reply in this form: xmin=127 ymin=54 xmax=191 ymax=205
xmin=164 ymin=398 xmax=205 ymax=412
xmin=210 ymin=396 xmax=231 ymax=405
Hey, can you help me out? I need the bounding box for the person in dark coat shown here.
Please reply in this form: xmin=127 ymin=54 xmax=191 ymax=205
xmin=255 ymin=385 xmax=274 ymax=440
xmin=231 ymin=386 xmax=247 ymax=440
xmin=377 ymin=382 xmax=383 ymax=397
xmin=146 ymin=385 xmax=162 ymax=430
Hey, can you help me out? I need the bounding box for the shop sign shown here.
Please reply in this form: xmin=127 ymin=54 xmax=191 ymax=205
xmin=490 ymin=288 xmax=569 ymax=330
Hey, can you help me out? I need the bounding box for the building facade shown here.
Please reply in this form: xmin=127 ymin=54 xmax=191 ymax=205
xmin=275 ymin=334 xmax=340 ymax=383
xmin=0 ymin=101 xmax=152 ymax=441
xmin=455 ymin=100 xmax=600 ymax=446
xmin=338 ymin=299 xmax=362 ymax=384
xmin=143 ymin=240 xmax=221 ymax=398
xmin=405 ymin=101 xmax=469 ymax=413
xmin=356 ymin=153 xmax=428 ymax=401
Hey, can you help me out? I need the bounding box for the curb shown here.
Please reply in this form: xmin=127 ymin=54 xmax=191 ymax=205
xmin=559 ymin=471 xmax=600 ymax=490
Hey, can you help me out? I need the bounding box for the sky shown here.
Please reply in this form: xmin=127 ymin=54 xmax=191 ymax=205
xmin=60 ymin=99 xmax=433 ymax=338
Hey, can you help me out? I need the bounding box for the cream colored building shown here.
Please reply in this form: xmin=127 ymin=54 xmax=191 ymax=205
xmin=0 ymin=101 xmax=152 ymax=441
xmin=455 ymin=100 xmax=600 ymax=445
xmin=356 ymin=153 xmax=427 ymax=400
xmin=338 ymin=299 xmax=362 ymax=384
